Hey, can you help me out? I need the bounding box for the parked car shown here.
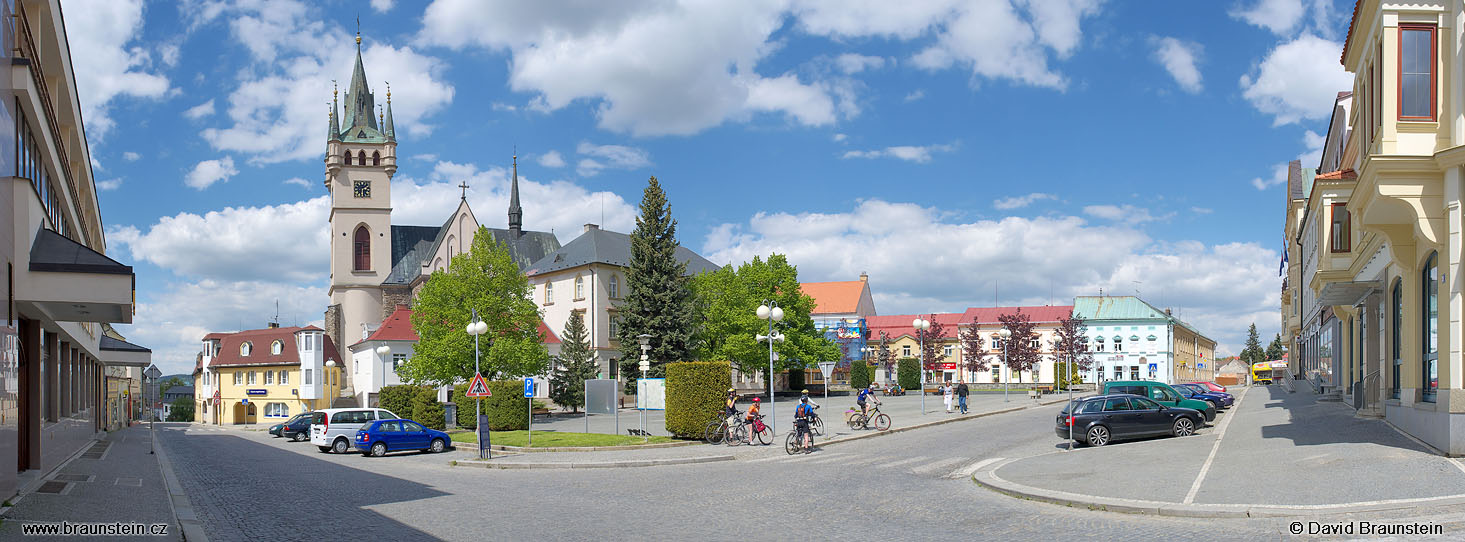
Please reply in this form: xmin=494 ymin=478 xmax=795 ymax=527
xmin=281 ymin=412 xmax=314 ymax=442
xmin=354 ymin=418 xmax=451 ymax=457
xmin=1188 ymin=381 xmax=1227 ymax=393
xmin=269 ymin=412 xmax=311 ymax=438
xmin=1102 ymin=381 xmax=1215 ymax=423
xmin=1057 ymin=394 xmax=1203 ymax=447
xmin=1174 ymin=383 xmax=1234 ymax=410
xmin=310 ymin=408 xmax=400 ymax=454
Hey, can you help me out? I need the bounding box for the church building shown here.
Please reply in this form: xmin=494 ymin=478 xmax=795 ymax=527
xmin=322 ymin=32 xmax=559 ymax=405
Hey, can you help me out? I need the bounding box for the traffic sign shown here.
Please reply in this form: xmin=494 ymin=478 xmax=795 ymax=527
xmin=241 ymin=398 xmax=248 ymax=405
xmin=213 ymin=390 xmax=221 ymax=401
xmin=464 ymin=373 xmax=492 ymax=398
xmin=144 ymin=365 xmax=162 ymax=380
xmin=523 ymin=377 xmax=535 ymax=398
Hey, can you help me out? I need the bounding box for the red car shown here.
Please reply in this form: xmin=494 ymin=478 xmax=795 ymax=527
xmin=1188 ymin=382 xmax=1226 ymax=393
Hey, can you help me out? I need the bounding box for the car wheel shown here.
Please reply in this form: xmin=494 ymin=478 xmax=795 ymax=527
xmin=430 ymin=438 xmax=446 ymax=453
xmin=332 ymin=438 xmax=349 ymax=454
xmin=293 ymin=432 xmax=308 ymax=442
xmin=1208 ymin=400 xmax=1221 ymax=411
xmin=1086 ymin=425 xmax=1110 ymax=447
xmin=370 ymin=442 xmax=387 ymax=457
xmin=1172 ymin=417 xmax=1195 ymax=437
xmin=317 ymin=445 xmax=332 ymax=453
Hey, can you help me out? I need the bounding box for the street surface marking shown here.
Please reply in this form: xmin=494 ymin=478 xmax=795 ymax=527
xmin=880 ymin=456 xmax=929 ymax=469
xmin=782 ymin=451 xmax=843 ymax=463
xmin=945 ymin=457 xmax=1004 ymax=479
xmin=1183 ymin=385 xmax=1250 ymax=504
xmin=805 ymin=454 xmax=854 ymax=465
xmin=911 ymin=456 xmax=968 ymax=475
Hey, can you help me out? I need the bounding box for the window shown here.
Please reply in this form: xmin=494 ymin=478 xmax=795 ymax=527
xmin=1423 ymin=252 xmax=1439 ymax=401
xmin=265 ymin=371 xmax=274 ymax=385
xmin=1103 ymin=397 xmax=1130 ymax=412
xmin=1130 ymin=366 xmax=1140 ymax=380
xmin=545 ymin=282 xmax=554 ymax=304
xmin=990 ymin=367 xmax=1000 ymax=381
xmin=609 ymin=275 xmax=620 ymax=298
xmin=344 ymin=150 xmax=352 ymax=165
xmin=305 ymin=368 xmax=313 ymax=385
xmin=240 ymin=342 xmax=252 ymax=356
xmin=247 ymin=371 xmax=257 ymax=385
xmin=575 ymin=275 xmax=585 ymax=299
xmin=1399 ymin=25 xmax=1436 ymax=121
xmin=1330 ymin=203 xmax=1351 ymax=252
xmin=281 ymin=371 xmax=289 ymax=385
xmin=271 ymin=340 xmax=283 ymax=355
xmin=943 ymin=345 xmax=953 ymax=357
xmin=1029 ymin=339 xmax=1040 ymax=349
xmin=372 ymin=151 xmax=380 ymax=166
xmin=1112 ymin=366 xmax=1122 ymax=380
xmin=403 ymin=421 xmax=424 ymax=432
xmin=377 ymin=421 xmax=401 ymax=432
xmin=902 ymin=345 xmax=911 ymax=357
xmin=1392 ymin=279 xmax=1402 ymax=399
xmin=392 ymin=354 xmax=407 ymax=372
xmin=1114 ymin=337 xmax=1124 ymax=352
xmin=1094 ymin=336 xmax=1105 ymax=352
xmin=1132 ymin=396 xmax=1161 ymax=410
xmin=354 ymin=226 xmax=371 ymax=271
xmin=234 ymin=372 xmax=243 ymax=385
xmin=608 ymin=314 xmax=620 ymax=338
xmin=265 ymin=403 xmax=288 ymax=417
xmin=204 ymin=372 xmax=210 ymax=385
xmin=358 ymin=150 xmax=367 ymax=164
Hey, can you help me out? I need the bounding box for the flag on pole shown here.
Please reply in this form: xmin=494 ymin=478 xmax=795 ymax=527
xmin=1278 ymin=240 xmax=1288 ymax=277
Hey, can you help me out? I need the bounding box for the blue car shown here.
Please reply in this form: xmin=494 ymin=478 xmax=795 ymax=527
xmin=1175 ymin=383 xmax=1233 ymax=410
xmin=354 ymin=418 xmax=452 ymax=457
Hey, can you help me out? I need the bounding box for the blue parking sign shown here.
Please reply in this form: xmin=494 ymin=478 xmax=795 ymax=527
xmin=523 ymin=377 xmax=534 ymax=398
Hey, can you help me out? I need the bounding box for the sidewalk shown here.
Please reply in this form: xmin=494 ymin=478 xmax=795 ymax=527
xmin=974 ymin=384 xmax=1465 ymax=517
xmin=0 ymin=424 xmax=182 ymax=540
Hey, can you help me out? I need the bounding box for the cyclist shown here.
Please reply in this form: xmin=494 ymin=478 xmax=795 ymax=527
xmin=799 ymin=389 xmax=820 ymax=409
xmin=743 ymin=397 xmax=763 ymax=443
xmin=724 ymin=388 xmax=740 ymax=426
xmin=857 ymin=383 xmax=880 ymax=418
xmin=794 ymin=397 xmax=816 ymax=452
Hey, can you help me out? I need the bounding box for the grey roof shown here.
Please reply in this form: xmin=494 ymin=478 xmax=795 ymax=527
xmin=163 ymin=386 xmax=195 ymax=398
xmin=524 ymin=228 xmax=722 ymax=276
xmin=482 ymin=228 xmax=560 ymax=271
xmin=382 ymin=225 xmax=440 ymax=286
xmin=29 ymin=228 xmax=132 ymax=275
xmin=100 ymin=335 xmax=151 ymax=353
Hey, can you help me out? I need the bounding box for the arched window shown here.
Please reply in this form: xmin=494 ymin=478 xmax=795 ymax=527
xmin=1392 ymin=278 xmax=1403 ymax=399
xmin=271 ymin=340 xmax=283 ymax=355
xmin=609 ymin=275 xmax=620 ymax=298
xmin=344 ymin=150 xmax=352 ymax=165
xmin=372 ymin=151 xmax=380 ymax=166
xmin=545 ymin=282 xmax=554 ymax=304
xmin=575 ymin=275 xmax=585 ymax=299
xmin=353 ymin=225 xmax=371 ymax=271
xmin=358 ymin=150 xmax=367 ymax=165
xmin=240 ymin=342 xmax=252 ymax=356
xmin=1423 ymin=252 xmax=1439 ymax=401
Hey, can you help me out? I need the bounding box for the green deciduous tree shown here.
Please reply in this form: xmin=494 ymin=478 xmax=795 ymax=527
xmin=617 ymin=177 xmax=697 ymax=380
xmin=549 ymin=312 xmax=597 ymax=412
xmin=405 ymin=226 xmax=549 ymax=385
xmin=166 ymin=397 xmax=194 ymax=422
xmin=690 ymin=254 xmax=839 ymax=383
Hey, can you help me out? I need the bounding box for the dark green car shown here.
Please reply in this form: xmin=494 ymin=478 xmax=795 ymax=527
xmin=1102 ymin=381 xmax=1215 ymax=423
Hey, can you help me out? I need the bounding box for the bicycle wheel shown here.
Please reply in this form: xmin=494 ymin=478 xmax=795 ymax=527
xmin=754 ymin=424 xmax=773 ymax=445
xmin=874 ymin=413 xmax=891 ymax=431
xmin=727 ymin=424 xmax=746 ymax=446
xmin=785 ymin=431 xmax=799 ymax=455
xmin=707 ymin=420 xmax=729 ymax=445
xmin=812 ymin=416 xmax=825 ymax=436
xmin=848 ymin=414 xmax=864 ymax=430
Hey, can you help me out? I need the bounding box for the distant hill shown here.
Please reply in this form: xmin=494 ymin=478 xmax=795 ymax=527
xmin=159 ymin=374 xmax=191 ymax=385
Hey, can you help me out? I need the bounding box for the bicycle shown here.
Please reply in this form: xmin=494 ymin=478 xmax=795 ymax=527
xmin=848 ymin=403 xmax=891 ymax=431
xmin=704 ymin=411 xmax=740 ymax=445
xmin=785 ymin=420 xmax=814 ymax=454
xmin=739 ymin=414 xmax=772 ymax=445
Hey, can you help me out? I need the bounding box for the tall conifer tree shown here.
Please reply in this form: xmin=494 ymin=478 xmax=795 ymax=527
xmin=618 ymin=177 xmax=697 ymax=382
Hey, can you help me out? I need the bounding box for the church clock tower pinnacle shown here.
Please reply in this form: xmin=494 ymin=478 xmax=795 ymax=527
xmin=323 ymin=28 xmax=397 ymax=393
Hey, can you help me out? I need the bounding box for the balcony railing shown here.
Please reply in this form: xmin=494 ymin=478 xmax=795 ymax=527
xmin=10 ymin=1 xmax=91 ymax=242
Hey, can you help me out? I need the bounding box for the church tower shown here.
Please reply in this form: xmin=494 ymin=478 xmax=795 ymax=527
xmin=324 ymin=29 xmax=396 ymax=394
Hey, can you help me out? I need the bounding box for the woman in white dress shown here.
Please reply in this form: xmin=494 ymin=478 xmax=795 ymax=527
xmin=943 ymin=383 xmax=954 ymax=413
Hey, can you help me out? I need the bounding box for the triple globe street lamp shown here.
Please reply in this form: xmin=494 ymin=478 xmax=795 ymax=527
xmin=466 ymin=310 xmax=490 ymax=459
xmin=913 ymin=318 xmax=930 ymax=415
xmin=999 ymin=327 xmax=1013 ymax=402
xmin=756 ymin=301 xmax=785 ymax=434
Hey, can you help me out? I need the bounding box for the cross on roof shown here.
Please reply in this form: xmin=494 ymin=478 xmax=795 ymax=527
xmin=458 ymin=180 xmax=469 ymax=199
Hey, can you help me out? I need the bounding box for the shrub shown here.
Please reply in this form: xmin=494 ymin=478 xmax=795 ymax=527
xmin=451 ymin=381 xmax=530 ymax=430
xmin=411 ymin=387 xmax=446 ymax=430
xmin=849 ymin=360 xmax=871 ymax=390
xmin=665 ymin=361 xmax=730 ymax=439
xmin=787 ymin=368 xmax=805 ymax=391
xmin=378 ymin=385 xmax=421 ymax=419
xmin=166 ymin=397 xmax=194 ymax=422
xmin=897 ymin=357 xmax=921 ymax=391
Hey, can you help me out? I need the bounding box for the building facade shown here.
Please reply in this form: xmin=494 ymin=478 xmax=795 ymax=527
xmin=1073 ymin=296 xmax=1217 ymax=385
xmin=2 ymin=0 xmax=149 ymax=502
xmin=865 ymin=306 xmax=1074 ymax=386
xmin=800 ymin=273 xmax=878 ymax=390
xmin=194 ymin=325 xmax=342 ymax=425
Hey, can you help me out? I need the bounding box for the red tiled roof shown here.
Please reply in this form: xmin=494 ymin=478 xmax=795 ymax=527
xmin=202 ymin=332 xmax=228 ymax=341
xmin=801 ymin=281 xmax=866 ymax=314
xmin=865 ymin=306 xmax=1074 ymax=341
xmin=357 ymin=305 xmax=419 ymax=345
xmin=538 ymin=321 xmax=561 ymax=344
xmin=1315 ymin=169 xmax=1357 ymax=181
xmin=960 ymin=305 xmax=1073 ymax=324
xmin=1341 ymin=0 xmax=1360 ymax=65
xmin=299 ymin=325 xmax=323 ymax=332
xmin=207 ymin=326 xmax=341 ymax=367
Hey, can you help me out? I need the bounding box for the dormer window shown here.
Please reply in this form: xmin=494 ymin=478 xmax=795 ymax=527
xmin=271 ymin=340 xmax=283 ymax=355
xmin=241 ymin=342 xmax=252 ymax=356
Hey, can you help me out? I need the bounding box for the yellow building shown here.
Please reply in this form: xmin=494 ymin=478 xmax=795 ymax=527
xmin=193 ymin=324 xmax=344 ymax=425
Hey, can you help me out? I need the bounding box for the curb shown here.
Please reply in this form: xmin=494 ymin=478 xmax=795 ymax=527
xmin=818 ymin=399 xmax=1066 ymax=449
xmin=478 ymin=440 xmax=700 ymax=453
xmin=154 ymin=427 xmax=209 ymax=542
xmin=451 ymin=454 xmax=735 ymax=470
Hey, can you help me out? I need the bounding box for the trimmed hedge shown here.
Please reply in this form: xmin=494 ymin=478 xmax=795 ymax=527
xmin=787 ymin=368 xmax=805 ymax=391
xmin=411 ymin=387 xmax=446 ymax=430
xmin=897 ymin=357 xmax=921 ymax=391
xmin=452 ymin=381 xmax=530 ymax=430
xmin=379 ymin=385 xmax=421 ymax=419
xmin=849 ymin=360 xmax=872 ymax=390
xmin=665 ymin=361 xmax=731 ymax=439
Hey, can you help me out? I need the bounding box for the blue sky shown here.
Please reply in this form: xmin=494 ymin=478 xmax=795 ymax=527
xmin=68 ymin=0 xmax=1352 ymax=374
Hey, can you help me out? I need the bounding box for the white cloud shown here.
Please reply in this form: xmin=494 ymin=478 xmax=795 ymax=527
xmin=108 ymin=196 xmax=330 ymax=282
xmin=538 ymin=150 xmax=566 ymax=168
xmin=700 ymin=199 xmax=1278 ymax=357
xmin=370 ymin=0 xmax=395 ymax=13
xmin=1240 ymin=34 xmax=1353 ymax=126
xmin=832 ymin=133 xmax=848 ymax=143
xmin=159 ymin=43 xmax=181 ymax=67
xmin=199 ymin=0 xmax=454 ymax=163
xmin=993 ymin=192 xmax=1056 ymax=210
xmin=184 ymin=157 xmax=238 ymax=190
xmin=183 ymin=99 xmax=215 ymax=120
xmin=411 ymin=153 xmax=439 ymax=162
xmin=841 ymin=143 xmax=955 ymax=163
xmin=1083 ymin=204 xmax=1173 ymax=224
xmin=903 ymin=89 xmax=926 ymax=102
xmin=834 ymin=53 xmax=886 ymax=74
xmin=1230 ymin=0 xmax=1306 ymax=36
xmin=1251 ymin=129 xmax=1325 ymax=190
xmin=61 ymin=0 xmax=171 ymax=139
xmin=1151 ymin=36 xmax=1203 ymax=93
xmin=394 ymin=160 xmax=638 ymax=237
xmin=1191 ymin=207 xmax=1214 ymax=215
xmin=96 ymin=179 xmax=124 ymax=191
xmin=575 ymin=142 xmax=652 ymax=176
xmin=283 ymin=177 xmax=313 ymax=188
xmin=122 ymin=151 xmax=142 ymax=161
xmin=907 ymin=0 xmax=1103 ymax=90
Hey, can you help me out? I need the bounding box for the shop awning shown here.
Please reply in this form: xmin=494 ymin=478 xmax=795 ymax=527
xmin=18 ymin=228 xmax=134 ymax=323
xmin=1317 ymin=280 xmax=1380 ymax=306
xmin=98 ymin=335 xmax=151 ymax=367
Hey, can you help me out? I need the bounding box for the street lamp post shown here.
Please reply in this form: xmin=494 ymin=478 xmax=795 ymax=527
xmin=466 ymin=310 xmax=489 ymax=459
xmin=324 ymin=359 xmax=337 ymax=419
xmin=756 ymin=301 xmax=785 ymax=435
xmin=636 ymin=334 xmax=652 ymax=443
xmin=913 ymin=318 xmax=931 ymax=415
xmin=860 ymin=345 xmax=877 ymax=386
xmin=999 ymin=327 xmax=1013 ymax=402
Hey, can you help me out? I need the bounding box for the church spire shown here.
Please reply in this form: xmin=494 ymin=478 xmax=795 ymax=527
xmin=341 ymin=25 xmax=377 ymax=132
xmin=509 ymin=153 xmax=522 ymax=237
xmin=328 ymin=81 xmax=340 ymax=141
xmin=383 ymin=82 xmax=395 ymax=141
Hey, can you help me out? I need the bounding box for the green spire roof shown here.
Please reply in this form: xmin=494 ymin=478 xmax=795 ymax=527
xmin=341 ymin=42 xmax=377 ymax=134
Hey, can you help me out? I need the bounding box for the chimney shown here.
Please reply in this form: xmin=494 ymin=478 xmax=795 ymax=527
xmin=584 ymin=223 xmax=599 ymax=233
xmin=1165 ymin=308 xmax=1172 ymax=316
xmin=859 ymin=272 xmax=868 ymax=283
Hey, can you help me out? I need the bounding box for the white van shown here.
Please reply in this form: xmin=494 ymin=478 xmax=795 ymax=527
xmin=310 ymin=408 xmax=399 ymax=453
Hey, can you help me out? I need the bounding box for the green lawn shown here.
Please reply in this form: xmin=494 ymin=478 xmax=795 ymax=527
xmin=448 ymin=430 xmax=676 ymax=448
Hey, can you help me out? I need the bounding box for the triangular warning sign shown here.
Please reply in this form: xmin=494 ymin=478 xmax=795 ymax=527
xmin=464 ymin=373 xmax=492 ymax=398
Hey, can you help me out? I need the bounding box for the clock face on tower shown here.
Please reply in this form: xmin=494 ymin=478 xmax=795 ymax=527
xmin=353 ymin=180 xmax=371 ymax=198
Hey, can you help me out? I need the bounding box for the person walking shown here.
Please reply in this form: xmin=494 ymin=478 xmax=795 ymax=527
xmin=956 ymin=381 xmax=969 ymax=414
xmin=943 ymin=382 xmax=954 ymax=413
